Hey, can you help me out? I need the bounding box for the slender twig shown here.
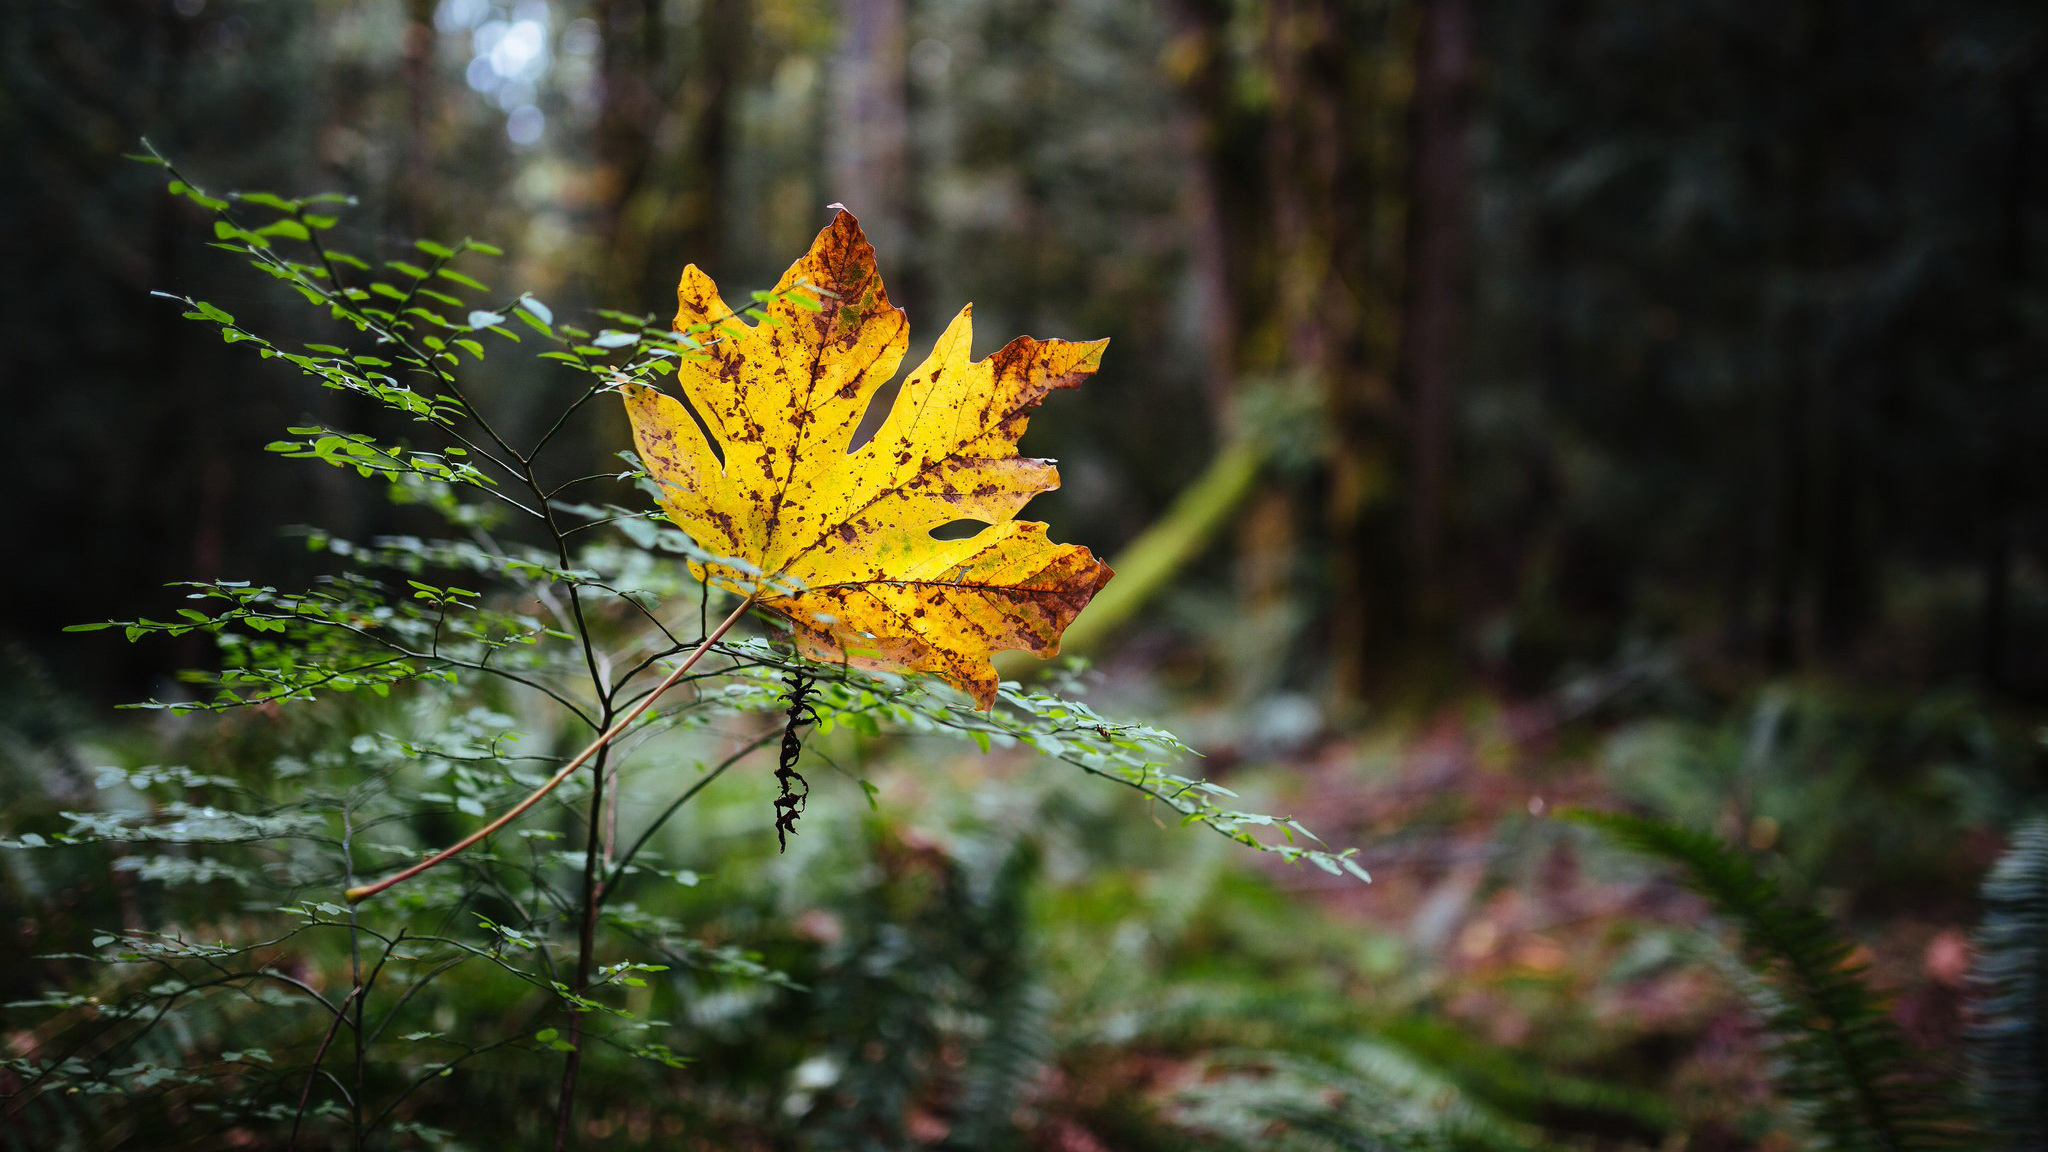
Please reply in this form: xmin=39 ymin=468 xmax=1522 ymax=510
xmin=610 ymin=661 xmax=768 ymax=715
xmin=607 ymin=638 xmax=694 ymax=698
xmin=543 ymin=472 xmax=626 ymax=500
xmin=555 ymin=723 xmax=611 ymax=1152
xmin=362 ymin=1030 xmax=534 ymax=1138
xmin=529 ymin=385 xmax=606 ymax=462
xmin=3 ymin=963 xmax=318 ymax=1113
xmin=344 ymin=595 xmax=755 ymax=903
xmin=228 ymin=609 xmax=599 ymax=731
xmin=154 ymin=150 xmax=533 ymax=488
xmin=599 ymin=727 xmax=783 ymax=901
xmin=287 ymin=985 xmax=362 ymax=1151
xmin=578 ymin=579 xmax=684 ymax=648
xmin=364 ymin=954 xmax=471 ymax=1048
xmin=558 ymin=514 xmax=638 ymax=537
xmin=344 ymin=803 xmax=369 ymax=1152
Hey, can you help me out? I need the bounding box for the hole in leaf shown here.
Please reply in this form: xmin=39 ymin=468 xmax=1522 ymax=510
xmin=928 ymin=519 xmax=988 ymax=541
xmin=847 ymin=377 xmax=900 ymax=452
xmin=672 ymin=390 xmax=724 ymax=466
xmin=847 ymin=328 xmax=946 ymax=452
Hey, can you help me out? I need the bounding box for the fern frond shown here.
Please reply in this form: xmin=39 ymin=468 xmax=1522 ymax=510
xmin=1375 ymin=1016 xmax=1674 ymax=1141
xmin=1173 ymin=1043 xmax=1545 ymax=1152
xmin=1968 ymin=814 xmax=2048 ymax=1149
xmin=944 ymin=839 xmax=1052 ymax=1151
xmin=1569 ymin=809 xmax=1971 ymax=1152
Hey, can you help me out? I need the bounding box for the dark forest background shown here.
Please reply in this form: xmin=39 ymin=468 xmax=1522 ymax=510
xmin=7 ymin=0 xmax=2043 ymax=712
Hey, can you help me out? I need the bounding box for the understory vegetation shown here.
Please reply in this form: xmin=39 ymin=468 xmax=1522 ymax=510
xmin=8 ymin=621 xmax=2047 ymax=1149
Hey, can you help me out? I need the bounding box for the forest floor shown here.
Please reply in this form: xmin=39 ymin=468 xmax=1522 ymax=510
xmin=1214 ymin=689 xmax=1984 ymax=1149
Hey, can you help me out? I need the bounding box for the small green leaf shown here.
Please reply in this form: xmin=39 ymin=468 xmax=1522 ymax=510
xmin=236 ymin=191 xmax=299 ymax=211
xmin=170 ymin=180 xmax=229 ymax=210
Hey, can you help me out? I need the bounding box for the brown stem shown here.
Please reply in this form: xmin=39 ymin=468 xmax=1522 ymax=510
xmin=554 ymin=733 xmax=611 ymax=1152
xmin=344 ymin=595 xmax=756 ymax=903
xmin=286 ymin=986 xmax=361 ymax=1151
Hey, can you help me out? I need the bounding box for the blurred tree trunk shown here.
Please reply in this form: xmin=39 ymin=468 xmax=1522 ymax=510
xmin=829 ymin=0 xmax=909 ymax=257
xmin=1168 ymin=8 xmax=1240 ymax=422
xmin=671 ymin=0 xmax=743 ymax=273
xmin=596 ymin=0 xmax=669 ymax=303
xmin=399 ymin=0 xmax=439 ymax=237
xmin=596 ymin=0 xmax=662 ymax=246
xmin=1761 ymin=1 xmax=1818 ymax=671
xmin=596 ymin=0 xmax=750 ymax=304
xmin=1292 ymin=0 xmax=1412 ymax=704
xmin=1164 ymin=0 xmax=1266 ymax=426
xmin=1395 ymin=0 xmax=1472 ymax=631
xmin=1166 ymin=0 xmax=1411 ymax=706
xmin=1979 ymin=56 xmax=2042 ymax=692
xmin=1164 ymin=0 xmax=1298 ymax=695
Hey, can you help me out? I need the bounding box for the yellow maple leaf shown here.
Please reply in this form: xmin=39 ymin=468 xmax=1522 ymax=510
xmin=622 ymin=210 xmax=1113 ymax=707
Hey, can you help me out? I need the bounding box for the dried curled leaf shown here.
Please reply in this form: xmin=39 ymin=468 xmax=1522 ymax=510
xmin=623 ymin=210 xmax=1113 ymax=707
